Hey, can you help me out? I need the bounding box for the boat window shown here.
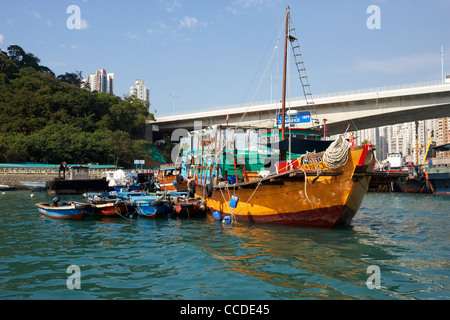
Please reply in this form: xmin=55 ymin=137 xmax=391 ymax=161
xmin=296 ymin=134 xmax=306 ymax=139
xmin=307 ymin=135 xmax=317 ymax=140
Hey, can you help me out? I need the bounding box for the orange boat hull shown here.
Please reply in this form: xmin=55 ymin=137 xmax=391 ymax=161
xmin=195 ymin=144 xmax=375 ymax=228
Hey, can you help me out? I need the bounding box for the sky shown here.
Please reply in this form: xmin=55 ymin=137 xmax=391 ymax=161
xmin=1 ymin=0 xmax=449 ymax=116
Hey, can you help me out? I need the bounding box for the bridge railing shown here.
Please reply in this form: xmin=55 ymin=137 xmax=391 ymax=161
xmin=313 ymin=80 xmax=446 ymax=99
xmin=157 ymin=80 xmax=448 ymax=117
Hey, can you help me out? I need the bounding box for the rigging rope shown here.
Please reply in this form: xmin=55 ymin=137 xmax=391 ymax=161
xmin=323 ymin=135 xmax=350 ymax=169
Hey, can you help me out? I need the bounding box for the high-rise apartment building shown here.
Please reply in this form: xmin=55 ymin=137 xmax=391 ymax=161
xmin=330 ymin=119 xmax=439 ymax=165
xmin=81 ymin=69 xmax=114 ymax=94
xmin=435 ymin=117 xmax=450 ymax=158
xmin=130 ymin=79 xmax=150 ymax=103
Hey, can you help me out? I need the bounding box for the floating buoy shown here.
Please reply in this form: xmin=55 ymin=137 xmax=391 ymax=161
xmin=30 ymin=194 xmax=35 ymax=198
xmin=222 ymin=216 xmax=231 ymax=225
xmin=212 ymin=211 xmax=221 ymax=220
xmin=229 ymin=195 xmax=239 ymax=208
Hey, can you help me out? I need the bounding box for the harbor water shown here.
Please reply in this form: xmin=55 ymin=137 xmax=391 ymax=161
xmin=0 ymin=190 xmax=448 ymax=300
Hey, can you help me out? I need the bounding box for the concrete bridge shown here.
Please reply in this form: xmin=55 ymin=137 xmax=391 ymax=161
xmin=147 ymin=81 xmax=450 ymax=140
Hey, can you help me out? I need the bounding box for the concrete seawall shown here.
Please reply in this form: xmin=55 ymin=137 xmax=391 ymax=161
xmin=0 ymin=174 xmax=56 ymax=190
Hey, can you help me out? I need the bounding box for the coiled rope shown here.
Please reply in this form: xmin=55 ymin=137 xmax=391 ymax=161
xmin=323 ymin=136 xmax=350 ymax=169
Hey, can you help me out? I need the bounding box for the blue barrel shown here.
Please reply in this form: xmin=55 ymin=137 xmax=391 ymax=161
xmin=212 ymin=211 xmax=221 ymax=220
xmin=227 ymin=175 xmax=236 ymax=185
xmin=223 ymin=216 xmax=231 ymax=225
xmin=229 ymin=195 xmax=239 ymax=208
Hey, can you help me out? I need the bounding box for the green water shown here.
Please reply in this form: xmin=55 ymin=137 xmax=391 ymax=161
xmin=0 ymin=190 xmax=448 ymax=300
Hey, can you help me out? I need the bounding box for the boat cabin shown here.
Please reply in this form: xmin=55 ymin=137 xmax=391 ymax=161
xmin=178 ymin=119 xmax=331 ymax=187
xmin=68 ymin=166 xmax=89 ymax=180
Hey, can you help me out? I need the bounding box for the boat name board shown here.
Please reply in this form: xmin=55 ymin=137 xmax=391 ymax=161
xmin=301 ymin=155 xmax=328 ymax=170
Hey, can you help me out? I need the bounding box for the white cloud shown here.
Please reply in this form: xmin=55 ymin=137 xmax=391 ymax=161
xmin=0 ymin=34 xmax=4 ymax=44
xmin=31 ymin=10 xmax=41 ymax=19
xmin=80 ymin=19 xmax=89 ymax=30
xmin=227 ymin=0 xmax=278 ymax=14
xmin=179 ymin=16 xmax=198 ymax=28
xmin=234 ymin=0 xmax=269 ymax=9
xmin=162 ymin=0 xmax=182 ymax=12
xmin=179 ymin=16 xmax=207 ymax=29
xmin=127 ymin=32 xmax=139 ymax=40
xmin=147 ymin=21 xmax=169 ymax=35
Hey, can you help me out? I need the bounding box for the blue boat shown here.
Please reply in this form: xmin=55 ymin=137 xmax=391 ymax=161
xmin=36 ymin=197 xmax=92 ymax=220
xmin=116 ymin=191 xmax=171 ymax=217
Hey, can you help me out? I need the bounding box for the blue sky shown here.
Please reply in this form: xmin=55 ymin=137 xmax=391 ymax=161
xmin=1 ymin=0 xmax=449 ymax=116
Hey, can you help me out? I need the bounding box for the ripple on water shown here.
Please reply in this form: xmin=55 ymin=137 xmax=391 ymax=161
xmin=0 ymin=191 xmax=448 ymax=299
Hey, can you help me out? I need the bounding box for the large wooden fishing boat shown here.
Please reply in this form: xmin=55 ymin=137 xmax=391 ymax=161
xmin=181 ymin=133 xmax=374 ymax=228
xmin=176 ymin=6 xmax=376 ymax=228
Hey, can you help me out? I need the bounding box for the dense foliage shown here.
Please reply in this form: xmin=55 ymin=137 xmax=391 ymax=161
xmin=0 ymin=45 xmax=154 ymax=167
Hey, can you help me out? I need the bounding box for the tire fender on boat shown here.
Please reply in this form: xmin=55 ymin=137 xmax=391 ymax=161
xmin=188 ymin=179 xmax=196 ymax=198
xmin=206 ymin=184 xmax=213 ymax=198
xmin=176 ymin=174 xmax=184 ymax=185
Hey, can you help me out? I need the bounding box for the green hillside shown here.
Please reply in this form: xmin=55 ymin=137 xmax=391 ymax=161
xmin=0 ymin=45 xmax=155 ymax=168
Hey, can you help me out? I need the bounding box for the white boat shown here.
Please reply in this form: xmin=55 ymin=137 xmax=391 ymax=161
xmin=20 ymin=181 xmax=46 ymax=191
xmin=0 ymin=184 xmax=15 ymax=191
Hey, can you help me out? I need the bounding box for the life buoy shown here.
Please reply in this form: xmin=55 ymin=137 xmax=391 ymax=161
xmin=206 ymin=183 xmax=213 ymax=197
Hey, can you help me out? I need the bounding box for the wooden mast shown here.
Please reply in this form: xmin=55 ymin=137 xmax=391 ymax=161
xmin=281 ymin=5 xmax=290 ymax=161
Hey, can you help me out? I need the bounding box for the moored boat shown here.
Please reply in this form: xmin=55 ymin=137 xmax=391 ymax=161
xmin=20 ymin=181 xmax=46 ymax=191
xmin=83 ymin=192 xmax=129 ymax=216
xmin=157 ymin=165 xmax=187 ymax=192
xmin=46 ymin=165 xmax=108 ymax=195
xmin=426 ymin=166 xmax=450 ymax=195
xmin=170 ymin=192 xmax=207 ymax=217
xmin=116 ymin=191 xmax=171 ymax=218
xmin=0 ymin=184 xmax=15 ymax=191
xmin=186 ymin=141 xmax=375 ymax=228
xmin=367 ymin=170 xmax=408 ymax=192
xmin=36 ymin=197 xmax=91 ymax=220
xmin=395 ymin=172 xmax=431 ymax=193
xmin=425 ymin=143 xmax=450 ymax=195
xmin=176 ymin=6 xmax=376 ymax=228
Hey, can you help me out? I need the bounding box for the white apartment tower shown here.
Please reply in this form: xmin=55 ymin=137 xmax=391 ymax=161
xmin=130 ymin=79 xmax=150 ymax=103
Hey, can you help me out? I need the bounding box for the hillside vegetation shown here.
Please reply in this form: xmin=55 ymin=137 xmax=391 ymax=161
xmin=0 ymin=45 xmax=154 ymax=167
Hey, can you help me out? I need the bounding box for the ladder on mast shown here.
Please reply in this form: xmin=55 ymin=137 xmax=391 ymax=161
xmin=289 ymin=27 xmax=314 ymax=106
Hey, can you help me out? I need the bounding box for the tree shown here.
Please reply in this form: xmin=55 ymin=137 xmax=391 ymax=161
xmin=57 ymin=71 xmax=83 ymax=87
xmin=6 ymin=45 xmax=54 ymax=76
